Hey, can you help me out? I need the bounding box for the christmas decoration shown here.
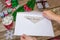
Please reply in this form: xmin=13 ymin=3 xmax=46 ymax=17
xmin=5 ymin=0 xmax=12 ymax=8
xmin=0 ymin=12 xmax=5 ymax=18
xmin=2 ymin=15 xmax=13 ymax=40
xmin=2 ymin=15 xmax=13 ymax=30
xmin=11 ymin=0 xmax=18 ymax=8
xmin=4 ymin=30 xmax=14 ymax=40
xmin=3 ymin=10 xmax=8 ymax=16
xmin=7 ymin=8 xmax=12 ymax=14
xmin=36 ymin=0 xmax=49 ymax=9
xmin=24 ymin=4 xmax=32 ymax=11
xmin=0 ymin=9 xmax=12 ymax=19
xmin=12 ymin=0 xmax=36 ymax=21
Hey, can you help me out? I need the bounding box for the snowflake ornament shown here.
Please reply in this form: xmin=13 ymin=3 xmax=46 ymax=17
xmin=5 ymin=30 xmax=14 ymax=40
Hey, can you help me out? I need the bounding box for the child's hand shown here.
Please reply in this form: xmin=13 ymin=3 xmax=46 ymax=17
xmin=43 ymin=10 xmax=57 ymax=20
xmin=20 ymin=34 xmax=37 ymax=40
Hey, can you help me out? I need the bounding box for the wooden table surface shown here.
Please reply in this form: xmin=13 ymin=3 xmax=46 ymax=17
xmin=0 ymin=0 xmax=60 ymax=40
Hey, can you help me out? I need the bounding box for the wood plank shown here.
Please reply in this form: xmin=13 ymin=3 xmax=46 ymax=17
xmin=47 ymin=0 xmax=60 ymax=8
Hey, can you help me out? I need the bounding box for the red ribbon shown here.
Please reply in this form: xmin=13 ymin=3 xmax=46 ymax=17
xmin=24 ymin=4 xmax=32 ymax=11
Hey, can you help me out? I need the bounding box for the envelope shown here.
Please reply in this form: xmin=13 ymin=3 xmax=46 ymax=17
xmin=14 ymin=11 xmax=54 ymax=37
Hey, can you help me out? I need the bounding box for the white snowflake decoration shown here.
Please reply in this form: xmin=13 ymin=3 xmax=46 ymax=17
xmin=4 ymin=30 xmax=14 ymax=40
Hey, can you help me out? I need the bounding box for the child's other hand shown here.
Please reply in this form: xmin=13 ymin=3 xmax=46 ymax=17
xmin=43 ymin=10 xmax=57 ymax=20
xmin=20 ymin=34 xmax=37 ymax=40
